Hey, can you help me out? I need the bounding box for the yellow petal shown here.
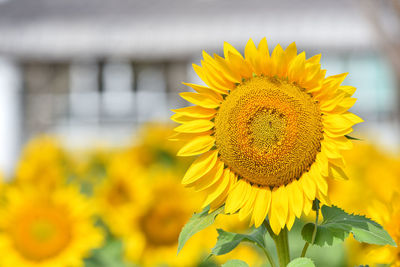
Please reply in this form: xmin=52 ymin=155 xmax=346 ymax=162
xmin=268 ymin=208 xmax=283 ymax=235
xmin=201 ymin=59 xmax=235 ymax=91
xmin=330 ymin=97 xmax=357 ymax=114
xmin=238 ymin=185 xmax=258 ymax=221
xmin=287 ymin=180 xmax=303 ymax=218
xmin=182 ymin=82 xmax=225 ymax=99
xmin=257 ymin=37 xmax=270 ymax=58
xmin=209 ymin=170 xmax=234 ymax=211
xmin=286 ymin=210 xmax=296 ymax=231
xmin=271 ymin=186 xmax=288 ymax=228
xmin=306 ymin=54 xmax=321 ymax=64
xmin=177 ymin=136 xmax=215 ymax=157
xmin=224 ymin=42 xmax=243 ymax=59
xmin=324 ymin=127 xmax=353 ymax=138
xmin=192 ymin=160 xmax=224 ymax=191
xmin=270 ymin=44 xmax=284 ymax=76
xmin=311 ymin=172 xmax=328 ymax=197
xmin=245 ymin=38 xmax=260 ymax=74
xmin=212 ymin=54 xmax=242 ymax=83
xmin=288 ymin=51 xmax=306 ymax=82
xmin=171 ymin=114 xmax=207 ymax=124
xmin=328 ymin=156 xmax=346 ymax=169
xmin=319 ymin=93 xmax=346 ymax=112
xmin=252 ymin=188 xmax=272 ymax=227
xmin=202 ymin=169 xmax=231 ymax=208
xmin=174 ymin=119 xmax=214 ymax=133
xmin=317 ymin=190 xmax=331 ymax=206
xmin=342 ymin=112 xmax=364 ymax=124
xmin=257 ymin=37 xmax=271 ymax=75
xmin=225 ymin=179 xmax=250 ymax=214
xmin=324 ymin=135 xmax=353 ymax=151
xmin=180 ymin=92 xmax=220 ymax=108
xmin=339 ymin=85 xmax=356 ymax=96
xmin=203 ymin=51 xmax=235 ymax=82
xmin=182 ymin=150 xmax=219 ymax=184
xmin=172 ymin=105 xmax=217 ymax=118
xmin=168 ymin=131 xmax=212 ymax=142
xmin=315 ymin=153 xmax=328 ymax=177
xmin=314 ymin=73 xmax=348 ymax=100
xmin=228 ymin=52 xmax=253 ymax=78
xmin=328 ymin=163 xmax=349 ymax=180
xmin=321 ymin=140 xmax=343 ymax=160
xmin=284 ymin=42 xmax=297 ymax=63
xmin=303 ymin=196 xmax=312 ymax=216
xmin=301 ymin=173 xmax=316 ymax=200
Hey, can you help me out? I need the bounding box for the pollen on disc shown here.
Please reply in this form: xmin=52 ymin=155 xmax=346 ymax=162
xmin=214 ymin=76 xmax=323 ymax=188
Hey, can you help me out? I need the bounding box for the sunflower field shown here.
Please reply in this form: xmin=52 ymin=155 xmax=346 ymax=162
xmin=0 ymin=1 xmax=399 ymax=265
xmin=0 ymin=117 xmax=397 ymax=266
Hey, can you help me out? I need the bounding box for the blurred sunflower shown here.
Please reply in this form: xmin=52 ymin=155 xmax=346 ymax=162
xmin=96 ymin=165 xmax=208 ymax=266
xmin=15 ymin=135 xmax=66 ymax=190
xmin=366 ymin=195 xmax=400 ymax=266
xmin=0 ymin=185 xmax=103 ymax=267
xmin=172 ymin=38 xmax=362 ymax=234
xmin=67 ymin=145 xmax=112 ymax=194
xmin=329 ymin=143 xmax=400 ymax=215
xmin=94 ymin=152 xmax=151 ymax=237
xmin=132 ymin=123 xmax=191 ymax=171
xmin=328 ymin=143 xmax=400 ymax=266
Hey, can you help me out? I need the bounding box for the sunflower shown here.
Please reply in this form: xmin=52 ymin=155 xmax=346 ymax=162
xmin=0 ymin=185 xmax=103 ymax=267
xmin=97 ymin=167 xmax=208 ymax=267
xmin=329 ymin=143 xmax=400 ymax=215
xmin=94 ymin=152 xmax=151 ymax=237
xmin=171 ymin=38 xmax=362 ymax=234
xmin=327 ymin=143 xmax=400 ymax=266
xmin=130 ymin=123 xmax=192 ymax=172
xmin=362 ymin=194 xmax=400 ymax=266
xmin=15 ymin=135 xmax=66 ymax=191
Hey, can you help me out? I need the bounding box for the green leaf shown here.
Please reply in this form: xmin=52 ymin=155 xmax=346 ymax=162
xmin=211 ymin=226 xmax=266 ymax=256
xmin=301 ymin=205 xmax=396 ymax=247
xmin=344 ymin=135 xmax=362 ymax=141
xmin=177 ymin=205 xmax=224 ymax=254
xmin=287 ymin=258 xmax=316 ymax=267
xmin=222 ymin=259 xmax=249 ymax=267
xmin=84 ymin=239 xmax=132 ymax=267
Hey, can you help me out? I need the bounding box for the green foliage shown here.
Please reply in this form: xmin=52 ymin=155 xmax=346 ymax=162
xmin=344 ymin=135 xmax=362 ymax=141
xmin=287 ymin=257 xmax=316 ymax=267
xmin=301 ymin=205 xmax=396 ymax=247
xmin=211 ymin=226 xmax=266 ymax=256
xmin=84 ymin=239 xmax=134 ymax=267
xmin=221 ymin=259 xmax=250 ymax=267
xmin=177 ymin=206 xmax=224 ymax=254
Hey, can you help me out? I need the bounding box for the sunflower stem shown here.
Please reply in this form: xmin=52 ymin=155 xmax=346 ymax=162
xmin=265 ymin=222 xmax=290 ymax=267
xmin=301 ymin=199 xmax=320 ymax=257
xmin=260 ymin=244 xmax=277 ymax=267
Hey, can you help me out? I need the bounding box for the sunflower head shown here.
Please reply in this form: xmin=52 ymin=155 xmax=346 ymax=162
xmin=15 ymin=135 xmax=66 ymax=191
xmin=108 ymin=171 xmax=206 ymax=267
xmin=0 ymin=185 xmax=103 ymax=267
xmin=172 ymin=38 xmax=362 ymax=234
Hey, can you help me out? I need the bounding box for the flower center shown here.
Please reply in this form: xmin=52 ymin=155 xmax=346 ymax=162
xmin=215 ymin=76 xmax=323 ymax=187
xmin=10 ymin=203 xmax=71 ymax=261
xmin=107 ymin=181 xmax=132 ymax=206
xmin=140 ymin=201 xmax=188 ymax=247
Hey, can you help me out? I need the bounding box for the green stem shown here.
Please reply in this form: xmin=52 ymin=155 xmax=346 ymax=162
xmin=265 ymin=222 xmax=290 ymax=267
xmin=260 ymin=245 xmax=277 ymax=267
xmin=301 ymin=200 xmax=320 ymax=257
xmin=300 ymin=242 xmax=309 ymax=258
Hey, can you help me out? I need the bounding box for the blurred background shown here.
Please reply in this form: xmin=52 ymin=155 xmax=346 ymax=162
xmin=0 ymin=0 xmax=398 ymax=175
xmin=0 ymin=0 xmax=399 ymax=266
